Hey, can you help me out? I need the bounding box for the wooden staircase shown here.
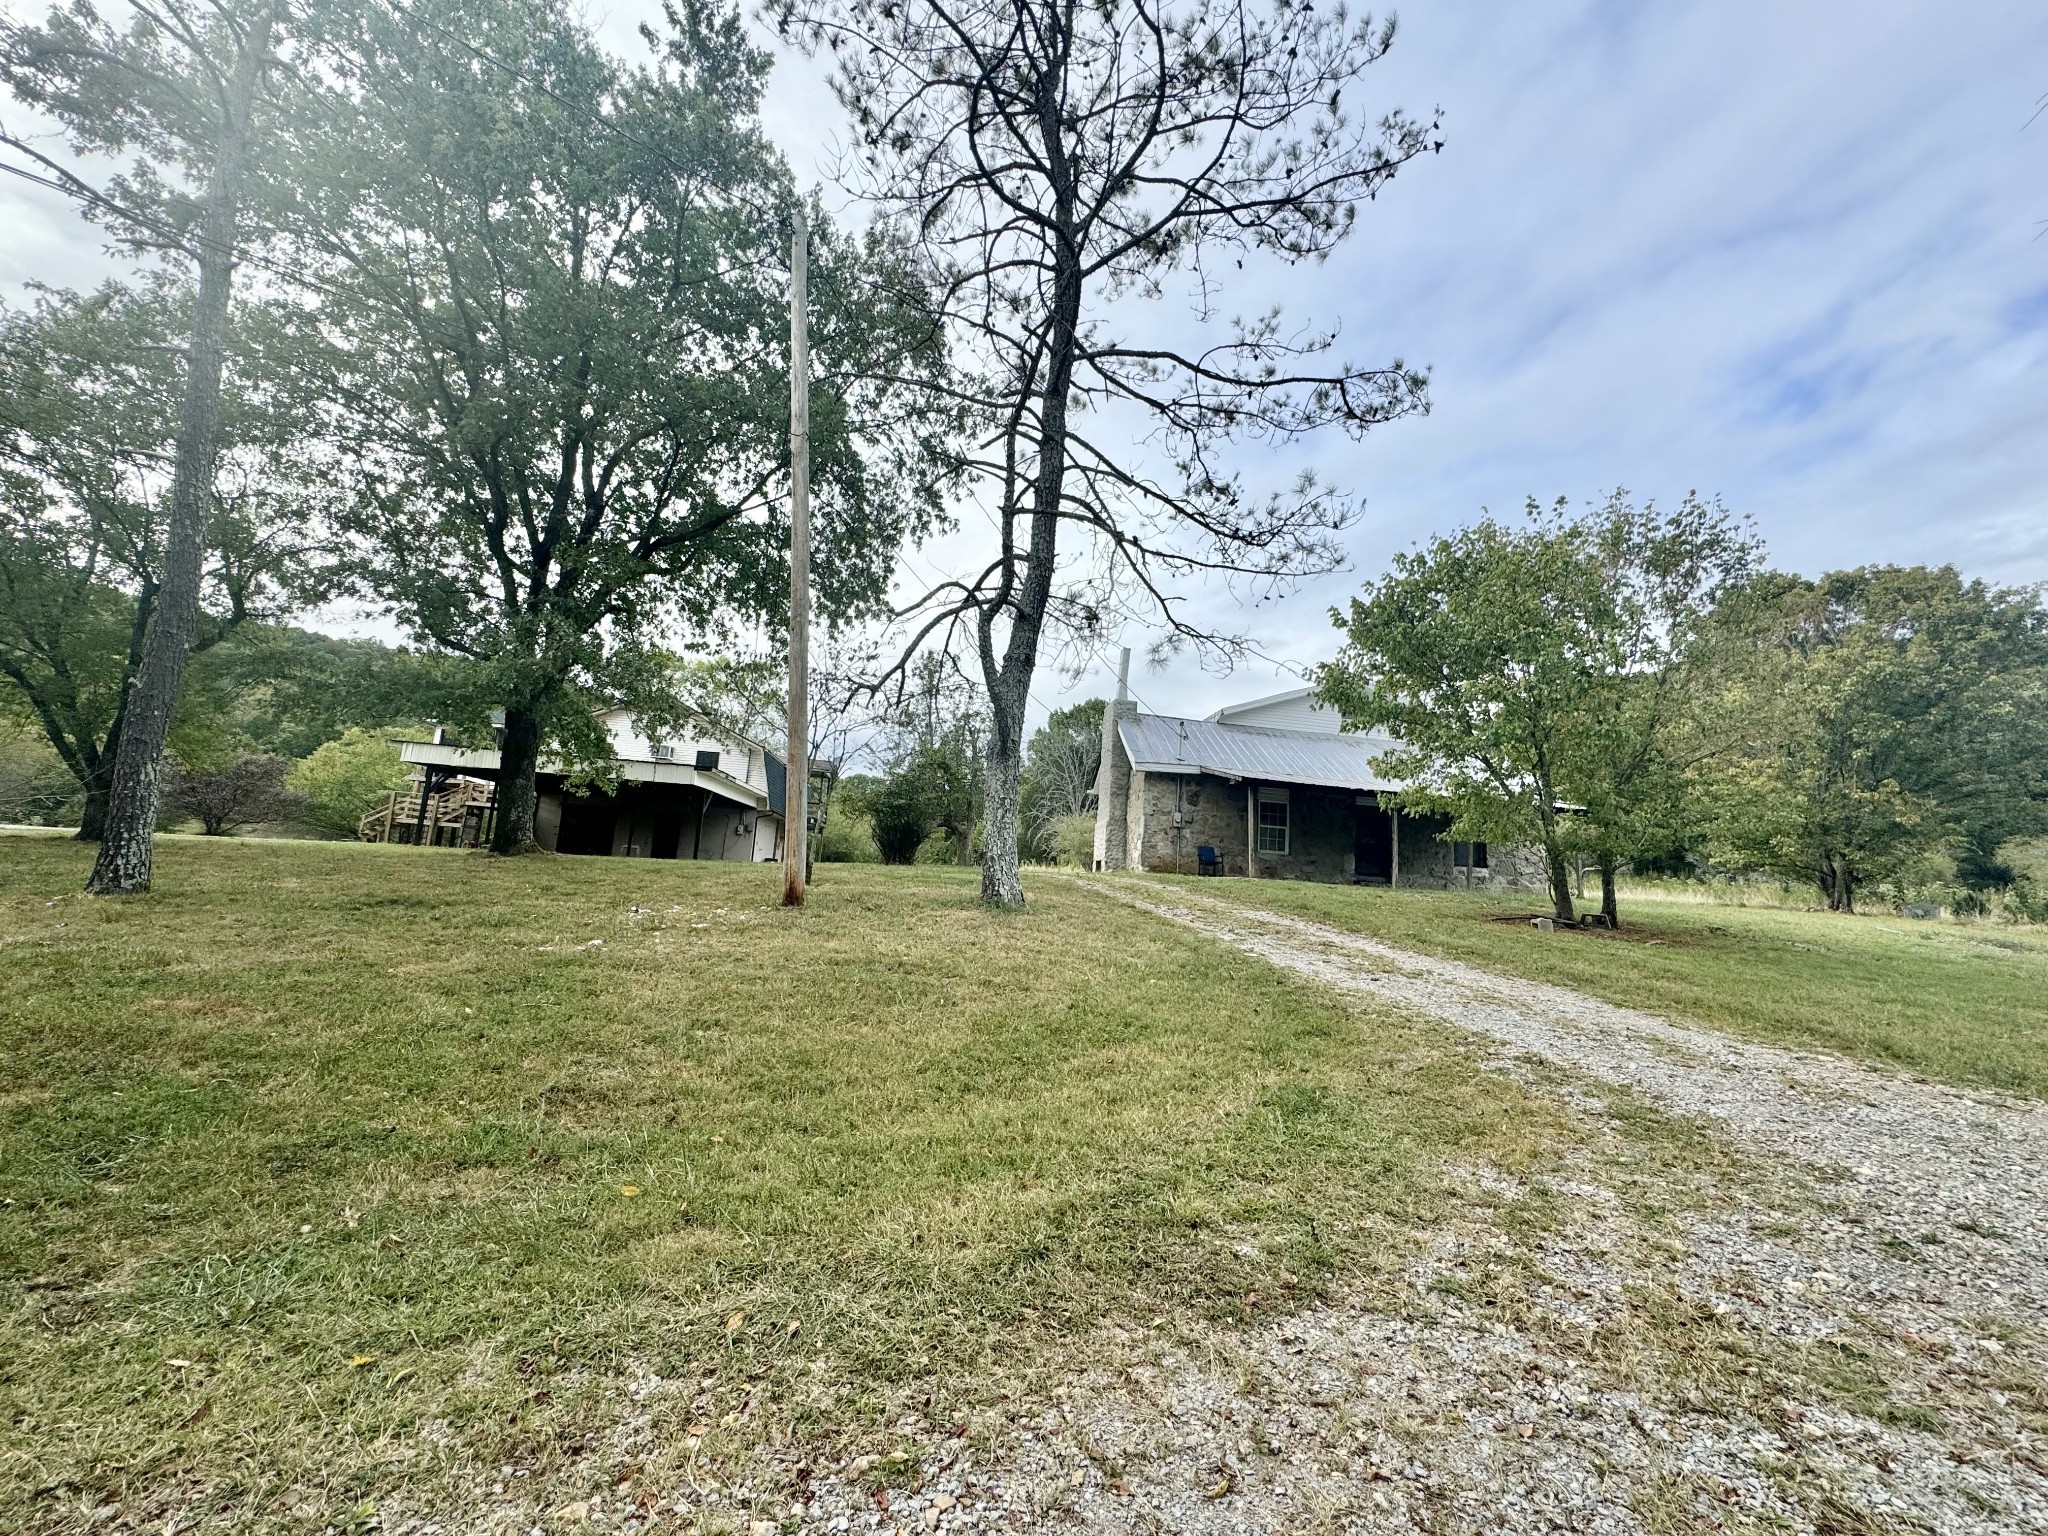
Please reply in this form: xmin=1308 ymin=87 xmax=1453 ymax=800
xmin=360 ymin=773 xmax=498 ymax=848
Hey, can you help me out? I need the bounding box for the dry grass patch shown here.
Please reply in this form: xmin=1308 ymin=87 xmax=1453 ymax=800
xmin=0 ymin=835 xmax=1574 ymax=1532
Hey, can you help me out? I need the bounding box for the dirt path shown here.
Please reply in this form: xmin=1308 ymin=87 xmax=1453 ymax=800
xmin=960 ymin=875 xmax=2046 ymax=1536
xmin=1102 ymin=876 xmax=2048 ymax=1319
xmin=608 ymin=879 xmax=2048 ymax=1536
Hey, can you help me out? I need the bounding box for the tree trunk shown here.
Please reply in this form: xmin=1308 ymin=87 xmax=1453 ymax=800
xmin=979 ymin=685 xmax=1027 ymax=906
xmin=76 ymin=760 xmax=112 ymax=842
xmin=975 ymin=170 xmax=1083 ymax=909
xmin=1599 ymin=855 xmax=1619 ymax=928
xmin=489 ymin=705 xmax=543 ymax=854
xmin=85 ymin=7 xmax=275 ymax=895
xmin=1832 ymin=859 xmax=1855 ymax=914
xmin=955 ymin=826 xmax=973 ymax=865
xmin=1542 ymin=833 xmax=1576 ymax=925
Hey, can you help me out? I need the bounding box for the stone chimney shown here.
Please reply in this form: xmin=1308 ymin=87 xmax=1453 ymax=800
xmin=1092 ymin=648 xmax=1138 ymax=870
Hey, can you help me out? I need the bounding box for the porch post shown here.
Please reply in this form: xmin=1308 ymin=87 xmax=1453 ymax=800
xmin=1390 ymin=805 xmax=1400 ymax=889
xmin=423 ymin=771 xmax=442 ymax=848
xmin=1245 ymin=780 xmax=1256 ymax=879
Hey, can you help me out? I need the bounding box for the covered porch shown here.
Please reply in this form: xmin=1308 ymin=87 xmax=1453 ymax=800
xmin=360 ymin=740 xmax=781 ymax=861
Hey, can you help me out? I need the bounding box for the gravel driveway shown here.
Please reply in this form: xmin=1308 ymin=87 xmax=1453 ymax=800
xmin=599 ymin=879 xmax=2048 ymax=1536
xmin=947 ymin=878 xmax=2048 ymax=1536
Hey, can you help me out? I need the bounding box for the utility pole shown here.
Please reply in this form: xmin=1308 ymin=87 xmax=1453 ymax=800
xmin=782 ymin=206 xmax=811 ymax=907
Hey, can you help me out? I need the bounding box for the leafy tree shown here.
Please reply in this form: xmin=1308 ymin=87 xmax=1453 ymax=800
xmin=203 ymin=625 xmax=474 ymax=760
xmin=268 ymin=0 xmax=945 ymax=853
xmin=1320 ymin=494 xmax=1763 ymax=926
xmin=0 ymin=282 xmax=323 ymax=839
xmin=167 ymin=750 xmax=302 ymax=835
xmin=868 ymin=760 xmax=937 ymax=863
xmin=1701 ymin=567 xmax=2048 ymax=912
xmin=1318 ymin=509 xmax=1616 ymax=923
xmin=287 ymin=726 xmax=409 ymax=838
xmin=3 ymin=0 xmax=285 ymax=892
xmin=774 ymin=0 xmax=1440 ymax=906
xmin=884 ymin=654 xmax=984 ymax=863
xmin=1020 ymin=698 xmax=1103 ymax=861
xmin=922 ymin=745 xmax=981 ymax=865
xmin=1551 ymin=493 xmax=1761 ymax=925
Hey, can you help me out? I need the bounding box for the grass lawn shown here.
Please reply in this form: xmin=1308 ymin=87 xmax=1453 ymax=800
xmin=1135 ymin=873 xmax=2048 ymax=1099
xmin=0 ymin=834 xmax=1570 ymax=1530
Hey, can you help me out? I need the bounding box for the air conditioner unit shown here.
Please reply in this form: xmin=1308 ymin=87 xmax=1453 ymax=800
xmin=649 ymin=744 xmax=677 ymax=762
xmin=694 ymin=749 xmax=721 ymax=772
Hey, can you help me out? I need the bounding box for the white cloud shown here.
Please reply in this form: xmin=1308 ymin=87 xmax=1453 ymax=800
xmin=2 ymin=0 xmax=2041 ymax=721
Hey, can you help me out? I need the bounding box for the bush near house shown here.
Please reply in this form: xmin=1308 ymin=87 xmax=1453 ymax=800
xmin=288 ymin=726 xmax=411 ymax=838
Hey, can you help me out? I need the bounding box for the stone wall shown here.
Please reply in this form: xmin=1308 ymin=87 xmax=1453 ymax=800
xmin=1125 ymin=770 xmax=1543 ymax=890
xmin=1091 ymin=699 xmax=1139 ymax=869
xmin=1131 ymin=770 xmax=1251 ymax=875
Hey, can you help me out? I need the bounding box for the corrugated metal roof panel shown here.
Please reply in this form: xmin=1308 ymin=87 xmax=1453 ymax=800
xmin=1118 ymin=713 xmax=1408 ymax=793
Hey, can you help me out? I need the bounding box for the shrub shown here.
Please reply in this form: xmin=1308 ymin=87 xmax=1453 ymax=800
xmin=869 ymin=772 xmax=935 ymax=864
xmin=168 ymin=754 xmax=306 ymax=836
xmin=1050 ymin=811 xmax=1096 ymax=868
xmin=289 ymin=728 xmax=411 ymax=838
xmin=816 ymin=808 xmax=880 ymax=863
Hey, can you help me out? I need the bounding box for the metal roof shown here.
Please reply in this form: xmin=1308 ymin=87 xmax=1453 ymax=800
xmin=1118 ymin=712 xmax=1409 ymax=793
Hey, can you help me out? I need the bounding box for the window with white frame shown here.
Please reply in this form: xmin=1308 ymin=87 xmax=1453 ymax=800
xmin=1256 ymin=787 xmax=1289 ymax=854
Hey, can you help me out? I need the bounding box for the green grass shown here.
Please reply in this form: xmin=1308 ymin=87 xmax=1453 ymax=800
xmin=0 ymin=834 xmax=1568 ymax=1530
xmin=1135 ymin=874 xmax=2048 ymax=1098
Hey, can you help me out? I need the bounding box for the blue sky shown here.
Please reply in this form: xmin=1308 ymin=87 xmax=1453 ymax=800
xmin=1016 ymin=0 xmax=2048 ymax=716
xmin=2 ymin=0 xmax=2043 ymax=727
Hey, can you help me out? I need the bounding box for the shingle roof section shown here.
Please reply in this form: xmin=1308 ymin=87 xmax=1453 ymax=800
xmin=1118 ymin=713 xmax=1407 ymax=792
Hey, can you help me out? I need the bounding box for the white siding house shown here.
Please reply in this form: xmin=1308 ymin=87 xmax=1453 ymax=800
xmin=370 ymin=705 xmax=788 ymax=861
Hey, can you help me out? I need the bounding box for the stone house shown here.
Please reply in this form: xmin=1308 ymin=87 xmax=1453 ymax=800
xmin=1091 ymin=684 xmax=1544 ymax=889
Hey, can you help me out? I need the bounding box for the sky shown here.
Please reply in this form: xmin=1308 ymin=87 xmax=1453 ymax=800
xmin=2 ymin=0 xmax=2044 ymax=729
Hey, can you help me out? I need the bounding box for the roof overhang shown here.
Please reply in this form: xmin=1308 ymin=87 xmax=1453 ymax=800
xmin=398 ymin=741 xmax=772 ymax=813
xmin=1122 ymin=755 xmax=1399 ymax=793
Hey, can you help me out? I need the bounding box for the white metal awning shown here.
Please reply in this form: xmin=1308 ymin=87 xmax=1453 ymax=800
xmin=397 ymin=741 xmax=771 ymax=812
